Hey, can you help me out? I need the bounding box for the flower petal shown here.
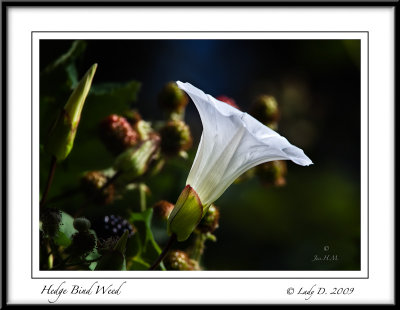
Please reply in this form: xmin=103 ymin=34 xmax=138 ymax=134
xmin=176 ymin=81 xmax=312 ymax=205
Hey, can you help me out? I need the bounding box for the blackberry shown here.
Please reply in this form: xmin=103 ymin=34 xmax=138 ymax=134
xmin=91 ymin=214 xmax=135 ymax=240
xmin=99 ymin=114 xmax=139 ymax=155
xmin=159 ymin=120 xmax=192 ymax=156
xmin=164 ymin=250 xmax=196 ymax=271
xmin=196 ymin=204 xmax=220 ymax=234
xmin=158 ymin=81 xmax=189 ymax=113
xmin=216 ymin=95 xmax=240 ymax=110
xmin=250 ymin=95 xmax=280 ymax=126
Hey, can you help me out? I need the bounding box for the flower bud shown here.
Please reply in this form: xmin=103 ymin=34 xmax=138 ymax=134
xmin=81 ymin=171 xmax=115 ymax=205
xmin=250 ymin=95 xmax=280 ymax=126
xmin=40 ymin=208 xmax=62 ymax=237
xmin=167 ymin=185 xmax=203 ymax=242
xmin=114 ymin=138 xmax=160 ymax=183
xmin=99 ymin=114 xmax=139 ymax=155
xmin=256 ymin=160 xmax=287 ymax=187
xmin=216 ymin=95 xmax=239 ymax=109
xmin=123 ymin=109 xmax=142 ymax=127
xmin=45 ymin=63 xmax=97 ymax=162
xmin=164 ymin=250 xmax=196 ymax=271
xmin=67 ymin=231 xmax=96 ymax=258
xmin=152 ymin=200 xmax=174 ymax=221
xmin=158 ymin=81 xmax=189 ymax=113
xmin=73 ymin=217 xmax=91 ymax=232
xmin=159 ymin=120 xmax=192 ymax=156
xmin=196 ymin=204 xmax=220 ymax=234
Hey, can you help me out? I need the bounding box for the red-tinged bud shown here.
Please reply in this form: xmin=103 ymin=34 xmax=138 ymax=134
xmin=152 ymin=200 xmax=175 ymax=221
xmin=216 ymin=95 xmax=240 ymax=110
xmin=100 ymin=114 xmax=139 ymax=155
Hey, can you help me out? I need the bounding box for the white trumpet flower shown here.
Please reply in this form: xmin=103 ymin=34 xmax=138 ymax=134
xmin=167 ymin=81 xmax=312 ymax=241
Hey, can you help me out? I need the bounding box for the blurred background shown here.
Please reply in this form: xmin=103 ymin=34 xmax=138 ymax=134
xmin=40 ymin=39 xmax=360 ymax=270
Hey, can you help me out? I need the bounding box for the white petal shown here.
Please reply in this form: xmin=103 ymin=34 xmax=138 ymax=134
xmin=177 ymin=81 xmax=313 ymax=205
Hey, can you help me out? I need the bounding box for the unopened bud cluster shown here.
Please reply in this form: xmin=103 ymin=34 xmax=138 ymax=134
xmin=40 ymin=208 xmax=62 ymax=237
xmin=100 ymin=114 xmax=139 ymax=155
xmin=67 ymin=218 xmax=96 ymax=258
xmin=159 ymin=120 xmax=192 ymax=156
xmin=152 ymin=200 xmax=175 ymax=221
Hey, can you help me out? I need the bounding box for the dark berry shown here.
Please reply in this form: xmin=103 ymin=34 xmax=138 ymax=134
xmin=91 ymin=214 xmax=135 ymax=241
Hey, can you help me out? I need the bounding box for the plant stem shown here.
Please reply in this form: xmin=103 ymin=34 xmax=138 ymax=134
xmin=139 ymin=183 xmax=147 ymax=212
xmin=149 ymin=234 xmax=177 ymax=270
xmin=40 ymin=156 xmax=57 ymax=208
xmin=190 ymin=233 xmax=207 ymax=262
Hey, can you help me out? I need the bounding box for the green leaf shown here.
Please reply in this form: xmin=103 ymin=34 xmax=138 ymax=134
xmin=53 ymin=231 xmax=71 ymax=247
xmin=59 ymin=211 xmax=77 ymax=239
xmin=127 ymin=209 xmax=164 ymax=270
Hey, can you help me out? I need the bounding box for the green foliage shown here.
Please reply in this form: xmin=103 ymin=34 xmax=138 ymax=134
xmin=127 ymin=209 xmax=165 ymax=270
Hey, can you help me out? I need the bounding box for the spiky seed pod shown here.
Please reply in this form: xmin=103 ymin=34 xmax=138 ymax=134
xmin=256 ymin=160 xmax=287 ymax=187
xmin=159 ymin=120 xmax=192 ymax=156
xmin=91 ymin=214 xmax=135 ymax=241
xmin=40 ymin=208 xmax=62 ymax=238
xmin=250 ymin=95 xmax=280 ymax=126
xmin=67 ymin=231 xmax=96 ymax=258
xmin=99 ymin=114 xmax=139 ymax=155
xmin=158 ymin=81 xmax=189 ymax=113
xmin=196 ymin=204 xmax=220 ymax=234
xmin=164 ymin=250 xmax=195 ymax=271
xmin=216 ymin=95 xmax=240 ymax=110
xmin=73 ymin=217 xmax=91 ymax=232
xmin=81 ymin=171 xmax=115 ymax=205
xmin=152 ymin=200 xmax=175 ymax=221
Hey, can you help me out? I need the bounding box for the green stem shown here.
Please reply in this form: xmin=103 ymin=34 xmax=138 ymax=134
xmin=40 ymin=156 xmax=57 ymax=208
xmin=190 ymin=233 xmax=207 ymax=262
xmin=149 ymin=234 xmax=177 ymax=270
xmin=139 ymin=183 xmax=147 ymax=212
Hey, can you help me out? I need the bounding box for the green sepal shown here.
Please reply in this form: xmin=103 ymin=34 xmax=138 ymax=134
xmin=114 ymin=139 xmax=159 ymax=183
xmin=45 ymin=63 xmax=97 ymax=162
xmin=167 ymin=185 xmax=203 ymax=242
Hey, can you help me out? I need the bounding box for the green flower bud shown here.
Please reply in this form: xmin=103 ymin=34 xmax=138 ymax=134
xmin=196 ymin=204 xmax=220 ymax=234
xmin=159 ymin=120 xmax=192 ymax=156
xmin=152 ymin=200 xmax=175 ymax=221
xmin=158 ymin=81 xmax=189 ymax=113
xmin=164 ymin=250 xmax=196 ymax=271
xmin=114 ymin=138 xmax=160 ymax=183
xmin=250 ymin=95 xmax=280 ymax=126
xmin=256 ymin=160 xmax=287 ymax=187
xmin=95 ymin=230 xmax=129 ymax=270
xmin=167 ymin=185 xmax=204 ymax=242
xmin=45 ymin=63 xmax=97 ymax=162
xmin=73 ymin=217 xmax=91 ymax=232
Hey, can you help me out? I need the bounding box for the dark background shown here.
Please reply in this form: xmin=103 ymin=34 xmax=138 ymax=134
xmin=40 ymin=39 xmax=361 ymax=270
